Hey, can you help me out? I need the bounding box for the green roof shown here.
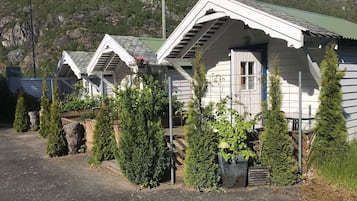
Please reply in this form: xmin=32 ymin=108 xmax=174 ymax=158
xmin=262 ymin=2 xmax=357 ymax=40
xmin=139 ymin=37 xmax=165 ymax=52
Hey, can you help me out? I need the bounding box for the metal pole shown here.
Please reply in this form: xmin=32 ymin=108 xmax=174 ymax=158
xmin=50 ymin=78 xmax=54 ymax=102
xmin=298 ymin=71 xmax=302 ymax=174
xmin=168 ymin=76 xmax=175 ymax=184
xmin=229 ymin=49 xmax=233 ymax=124
xmin=161 ymin=0 xmax=166 ymax=39
xmin=100 ymin=71 xmax=104 ymax=104
xmin=29 ymin=0 xmax=36 ymax=78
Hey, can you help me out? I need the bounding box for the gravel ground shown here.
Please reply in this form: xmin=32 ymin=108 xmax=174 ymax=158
xmin=0 ymin=124 xmax=300 ymax=201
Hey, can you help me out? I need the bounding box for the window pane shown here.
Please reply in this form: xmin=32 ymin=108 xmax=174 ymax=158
xmin=241 ymin=62 xmax=246 ymax=75
xmin=248 ymin=77 xmax=255 ymax=89
xmin=242 ymin=76 xmax=247 ymax=89
xmin=248 ymin=62 xmax=254 ymax=75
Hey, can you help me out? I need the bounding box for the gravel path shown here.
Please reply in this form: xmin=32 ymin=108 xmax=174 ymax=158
xmin=0 ymin=124 xmax=300 ymax=201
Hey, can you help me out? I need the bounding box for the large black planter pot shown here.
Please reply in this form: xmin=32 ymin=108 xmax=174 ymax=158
xmin=217 ymin=153 xmax=248 ymax=188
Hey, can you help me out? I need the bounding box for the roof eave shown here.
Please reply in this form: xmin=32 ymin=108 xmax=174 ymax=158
xmin=157 ymin=0 xmax=306 ymax=63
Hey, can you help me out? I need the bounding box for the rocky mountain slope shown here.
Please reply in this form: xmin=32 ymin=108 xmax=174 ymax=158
xmin=0 ymin=0 xmax=197 ymax=77
xmin=0 ymin=0 xmax=355 ymax=77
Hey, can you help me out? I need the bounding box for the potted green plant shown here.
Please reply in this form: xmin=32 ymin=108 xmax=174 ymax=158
xmin=211 ymin=97 xmax=256 ymax=187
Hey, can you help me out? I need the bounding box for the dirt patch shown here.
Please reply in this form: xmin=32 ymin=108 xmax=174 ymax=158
xmin=297 ymin=170 xmax=357 ymax=201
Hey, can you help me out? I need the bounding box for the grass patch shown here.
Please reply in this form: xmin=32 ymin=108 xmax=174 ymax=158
xmin=317 ymin=140 xmax=357 ymax=191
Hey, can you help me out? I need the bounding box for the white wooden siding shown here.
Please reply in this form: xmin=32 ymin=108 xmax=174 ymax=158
xmin=167 ymin=69 xmax=193 ymax=106
xmin=206 ymin=61 xmax=231 ymax=104
xmin=340 ymin=62 xmax=357 ymax=140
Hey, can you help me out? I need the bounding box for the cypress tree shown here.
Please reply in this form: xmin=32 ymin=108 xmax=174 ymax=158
xmin=261 ymin=57 xmax=298 ymax=186
xmin=39 ymin=77 xmax=50 ymax=138
xmin=313 ymin=43 xmax=348 ymax=165
xmin=89 ymin=102 xmax=116 ymax=165
xmin=117 ymin=75 xmax=168 ymax=188
xmin=13 ymin=92 xmax=29 ymax=132
xmin=183 ymin=50 xmax=218 ymax=191
xmin=47 ymin=81 xmax=68 ymax=157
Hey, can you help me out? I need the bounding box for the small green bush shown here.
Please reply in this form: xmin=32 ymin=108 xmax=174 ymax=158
xmin=60 ymin=82 xmax=101 ymax=112
xmin=47 ymin=81 xmax=68 ymax=157
xmin=313 ymin=43 xmax=348 ymax=166
xmin=261 ymin=57 xmax=298 ymax=186
xmin=117 ymin=74 xmax=168 ymax=188
xmin=89 ymin=104 xmax=116 ymax=165
xmin=39 ymin=77 xmax=51 ymax=138
xmin=13 ymin=92 xmax=29 ymax=132
xmin=184 ymin=50 xmax=219 ymax=191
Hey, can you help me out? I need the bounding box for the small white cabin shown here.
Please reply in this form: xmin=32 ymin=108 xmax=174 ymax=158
xmin=157 ymin=0 xmax=357 ymax=139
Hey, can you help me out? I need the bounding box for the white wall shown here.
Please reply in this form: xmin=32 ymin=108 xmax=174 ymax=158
xmin=268 ymin=39 xmax=320 ymax=130
xmin=167 ymin=68 xmax=193 ymax=106
xmin=339 ymin=47 xmax=357 ymax=140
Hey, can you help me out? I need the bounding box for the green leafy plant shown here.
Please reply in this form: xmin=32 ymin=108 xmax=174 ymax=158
xmin=47 ymin=81 xmax=68 ymax=157
xmin=261 ymin=56 xmax=298 ymax=186
xmin=61 ymin=82 xmax=101 ymax=112
xmin=39 ymin=77 xmax=51 ymax=138
xmin=183 ymin=50 xmax=219 ymax=191
xmin=89 ymin=103 xmax=116 ymax=165
xmin=13 ymin=92 xmax=29 ymax=132
xmin=116 ymin=74 xmax=168 ymax=188
xmin=313 ymin=43 xmax=348 ymax=167
xmin=211 ymin=97 xmax=256 ymax=161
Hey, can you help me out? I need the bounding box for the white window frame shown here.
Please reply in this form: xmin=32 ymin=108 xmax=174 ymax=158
xmin=240 ymin=61 xmax=256 ymax=91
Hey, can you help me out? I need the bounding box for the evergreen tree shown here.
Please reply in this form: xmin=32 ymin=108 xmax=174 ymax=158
xmin=183 ymin=50 xmax=218 ymax=191
xmin=313 ymin=43 xmax=348 ymax=165
xmin=39 ymin=77 xmax=50 ymax=138
xmin=47 ymin=81 xmax=68 ymax=157
xmin=89 ymin=102 xmax=116 ymax=165
xmin=117 ymin=75 xmax=168 ymax=188
xmin=261 ymin=57 xmax=298 ymax=186
xmin=13 ymin=92 xmax=29 ymax=132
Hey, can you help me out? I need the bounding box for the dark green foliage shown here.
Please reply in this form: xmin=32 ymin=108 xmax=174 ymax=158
xmin=313 ymin=43 xmax=348 ymax=166
xmin=117 ymin=75 xmax=168 ymax=188
xmin=13 ymin=92 xmax=29 ymax=132
xmin=47 ymin=81 xmax=68 ymax=157
xmin=261 ymin=57 xmax=298 ymax=186
xmin=89 ymin=103 xmax=116 ymax=165
xmin=61 ymin=82 xmax=101 ymax=112
xmin=211 ymin=97 xmax=256 ymax=161
xmin=184 ymin=50 xmax=219 ymax=191
xmin=0 ymin=75 xmax=16 ymax=123
xmin=39 ymin=77 xmax=50 ymax=138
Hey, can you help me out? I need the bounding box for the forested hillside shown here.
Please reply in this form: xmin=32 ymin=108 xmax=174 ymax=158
xmin=0 ymin=0 xmax=355 ymax=77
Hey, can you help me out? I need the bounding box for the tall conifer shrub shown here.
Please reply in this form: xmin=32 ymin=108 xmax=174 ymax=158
xmin=183 ymin=50 xmax=218 ymax=191
xmin=313 ymin=43 xmax=348 ymax=166
xmin=39 ymin=77 xmax=50 ymax=138
xmin=261 ymin=57 xmax=298 ymax=186
xmin=117 ymin=74 xmax=168 ymax=188
xmin=13 ymin=92 xmax=29 ymax=132
xmin=47 ymin=81 xmax=68 ymax=157
xmin=89 ymin=102 xmax=116 ymax=165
